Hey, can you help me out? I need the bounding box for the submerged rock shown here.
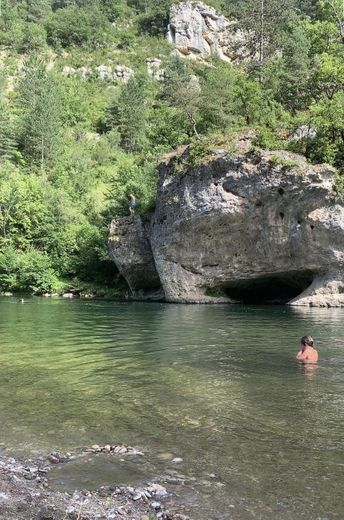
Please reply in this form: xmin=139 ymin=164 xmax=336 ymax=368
xmin=109 ymin=149 xmax=344 ymax=307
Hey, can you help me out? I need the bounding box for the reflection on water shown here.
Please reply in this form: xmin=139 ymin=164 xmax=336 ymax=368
xmin=0 ymin=297 xmax=344 ymax=519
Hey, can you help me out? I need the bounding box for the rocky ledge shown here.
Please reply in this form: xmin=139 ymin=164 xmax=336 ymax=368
xmin=109 ymin=149 xmax=344 ymax=307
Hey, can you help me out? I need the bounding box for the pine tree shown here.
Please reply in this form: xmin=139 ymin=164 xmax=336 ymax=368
xmin=18 ymin=57 xmax=62 ymax=167
xmin=231 ymin=0 xmax=298 ymax=63
xmin=26 ymin=0 xmax=51 ymax=23
xmin=0 ymin=102 xmax=17 ymax=163
xmin=106 ymin=76 xmax=147 ymax=151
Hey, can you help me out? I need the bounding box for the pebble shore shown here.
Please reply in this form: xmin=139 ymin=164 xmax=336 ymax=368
xmin=0 ymin=444 xmax=191 ymax=520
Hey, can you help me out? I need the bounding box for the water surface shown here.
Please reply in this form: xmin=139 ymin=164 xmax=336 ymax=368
xmin=0 ymin=297 xmax=343 ymax=519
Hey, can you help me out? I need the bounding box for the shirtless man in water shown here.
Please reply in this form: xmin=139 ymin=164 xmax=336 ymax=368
xmin=296 ymin=336 xmax=318 ymax=363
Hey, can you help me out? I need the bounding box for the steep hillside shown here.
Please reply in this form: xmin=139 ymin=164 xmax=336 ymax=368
xmin=0 ymin=0 xmax=343 ymax=294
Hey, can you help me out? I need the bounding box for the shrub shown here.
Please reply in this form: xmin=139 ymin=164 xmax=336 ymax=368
xmin=46 ymin=6 xmax=112 ymax=49
xmin=0 ymin=246 xmax=59 ymax=293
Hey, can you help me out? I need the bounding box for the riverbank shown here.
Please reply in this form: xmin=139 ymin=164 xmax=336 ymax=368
xmin=0 ymin=284 xmax=128 ymax=301
xmin=0 ymin=283 xmax=164 ymax=302
xmin=0 ymin=447 xmax=190 ymax=520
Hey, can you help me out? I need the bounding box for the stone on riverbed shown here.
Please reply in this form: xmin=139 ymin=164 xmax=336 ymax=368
xmin=171 ymin=457 xmax=183 ymax=464
xmin=85 ymin=443 xmax=144 ymax=456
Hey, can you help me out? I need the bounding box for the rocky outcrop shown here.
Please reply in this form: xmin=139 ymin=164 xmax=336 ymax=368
xmin=146 ymin=58 xmax=166 ymax=80
xmin=62 ymin=64 xmax=134 ymax=82
xmin=108 ymin=216 xmax=162 ymax=296
xmin=109 ymin=150 xmax=344 ymax=307
xmin=62 ymin=60 xmax=165 ymax=82
xmin=167 ymin=1 xmax=253 ymax=62
xmin=288 ymin=125 xmax=317 ymax=142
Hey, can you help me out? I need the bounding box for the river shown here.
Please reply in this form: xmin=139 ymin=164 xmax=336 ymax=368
xmin=0 ymin=296 xmax=343 ymax=519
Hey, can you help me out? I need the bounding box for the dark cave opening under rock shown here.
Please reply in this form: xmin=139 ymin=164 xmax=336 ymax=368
xmin=223 ymin=271 xmax=315 ymax=304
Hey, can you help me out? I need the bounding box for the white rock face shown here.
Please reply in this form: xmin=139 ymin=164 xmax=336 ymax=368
xmin=146 ymin=58 xmax=166 ymax=80
xmin=62 ymin=64 xmax=134 ymax=82
xmin=109 ymin=149 xmax=344 ymax=307
xmin=167 ymin=1 xmax=253 ymax=62
xmin=288 ymin=125 xmax=317 ymax=142
xmin=108 ymin=216 xmax=161 ymax=294
xmin=113 ymin=64 xmax=134 ymax=82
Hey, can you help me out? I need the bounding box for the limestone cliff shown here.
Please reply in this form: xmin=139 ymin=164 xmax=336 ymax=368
xmin=167 ymin=1 xmax=253 ymax=63
xmin=108 ymin=216 xmax=161 ymax=296
xmin=109 ymin=150 xmax=344 ymax=307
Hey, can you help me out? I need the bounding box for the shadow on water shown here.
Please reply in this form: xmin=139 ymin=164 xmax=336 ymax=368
xmin=0 ymin=297 xmax=344 ymax=518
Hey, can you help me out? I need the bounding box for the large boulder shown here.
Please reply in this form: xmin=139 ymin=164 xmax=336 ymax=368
xmin=108 ymin=216 xmax=161 ymax=296
xmin=167 ymin=1 xmax=253 ymax=62
xmin=108 ymin=150 xmax=344 ymax=307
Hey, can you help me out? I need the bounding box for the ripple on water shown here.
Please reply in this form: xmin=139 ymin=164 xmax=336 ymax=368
xmin=0 ymin=298 xmax=344 ymax=518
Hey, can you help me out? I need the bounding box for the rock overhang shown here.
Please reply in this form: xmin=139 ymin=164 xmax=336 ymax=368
xmin=109 ymin=150 xmax=344 ymax=307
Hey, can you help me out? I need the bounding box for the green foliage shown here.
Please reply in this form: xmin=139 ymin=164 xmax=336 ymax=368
xmin=104 ymin=155 xmax=158 ymax=219
xmin=253 ymin=127 xmax=284 ymax=150
xmin=229 ymin=0 xmax=298 ymax=63
xmin=0 ymin=246 xmax=59 ymax=293
xmin=311 ymin=53 xmax=344 ymax=99
xmin=146 ymin=102 xmax=188 ymax=152
xmin=162 ymin=57 xmax=202 ymax=137
xmin=267 ymin=154 xmax=300 ymax=168
xmin=137 ymin=0 xmax=171 ymax=36
xmin=308 ymin=92 xmax=344 ymax=166
xmin=317 ymin=0 xmax=344 ymax=43
xmin=105 ymin=76 xmax=147 ymax=151
xmin=18 ymin=57 xmax=63 ymax=167
xmin=197 ymin=62 xmax=241 ymax=133
xmin=334 ymin=171 xmax=344 ymax=195
xmin=19 ymin=23 xmax=48 ymax=53
xmin=27 ymin=0 xmax=52 ymax=23
xmin=100 ymin=0 xmax=133 ymax=21
xmin=46 ymin=5 xmax=113 ymax=48
xmin=0 ymin=103 xmax=18 ymax=163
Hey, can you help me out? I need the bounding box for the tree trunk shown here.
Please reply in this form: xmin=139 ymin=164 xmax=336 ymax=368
xmin=259 ymin=0 xmax=265 ymax=64
xmin=41 ymin=135 xmax=44 ymax=168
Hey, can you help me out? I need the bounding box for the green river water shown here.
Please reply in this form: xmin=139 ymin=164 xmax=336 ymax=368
xmin=0 ymin=296 xmax=343 ymax=519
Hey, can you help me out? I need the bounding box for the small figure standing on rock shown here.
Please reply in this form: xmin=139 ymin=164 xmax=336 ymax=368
xmin=129 ymin=193 xmax=137 ymax=215
xmin=296 ymin=335 xmax=318 ymax=364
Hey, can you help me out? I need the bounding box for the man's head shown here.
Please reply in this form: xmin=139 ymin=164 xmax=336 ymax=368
xmin=301 ymin=335 xmax=314 ymax=347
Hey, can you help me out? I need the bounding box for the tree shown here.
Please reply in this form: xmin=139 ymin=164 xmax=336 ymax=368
xmin=137 ymin=0 xmax=171 ymax=36
xmin=162 ymin=57 xmax=202 ymax=137
xmin=198 ymin=62 xmax=240 ymax=133
xmin=45 ymin=5 xmax=112 ymax=48
xmin=308 ymin=92 xmax=344 ymax=166
xmin=26 ymin=0 xmax=51 ymax=23
xmin=18 ymin=57 xmax=63 ymax=166
xmin=263 ymin=25 xmax=312 ymax=111
xmin=318 ymin=0 xmax=344 ymax=43
xmin=296 ymin=0 xmax=319 ymax=18
xmin=106 ymin=76 xmax=147 ymax=151
xmin=0 ymin=102 xmax=17 ymax=163
xmin=100 ymin=0 xmax=131 ymax=21
xmin=231 ymin=0 xmax=298 ymax=65
xmin=310 ymin=52 xmax=344 ymax=99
